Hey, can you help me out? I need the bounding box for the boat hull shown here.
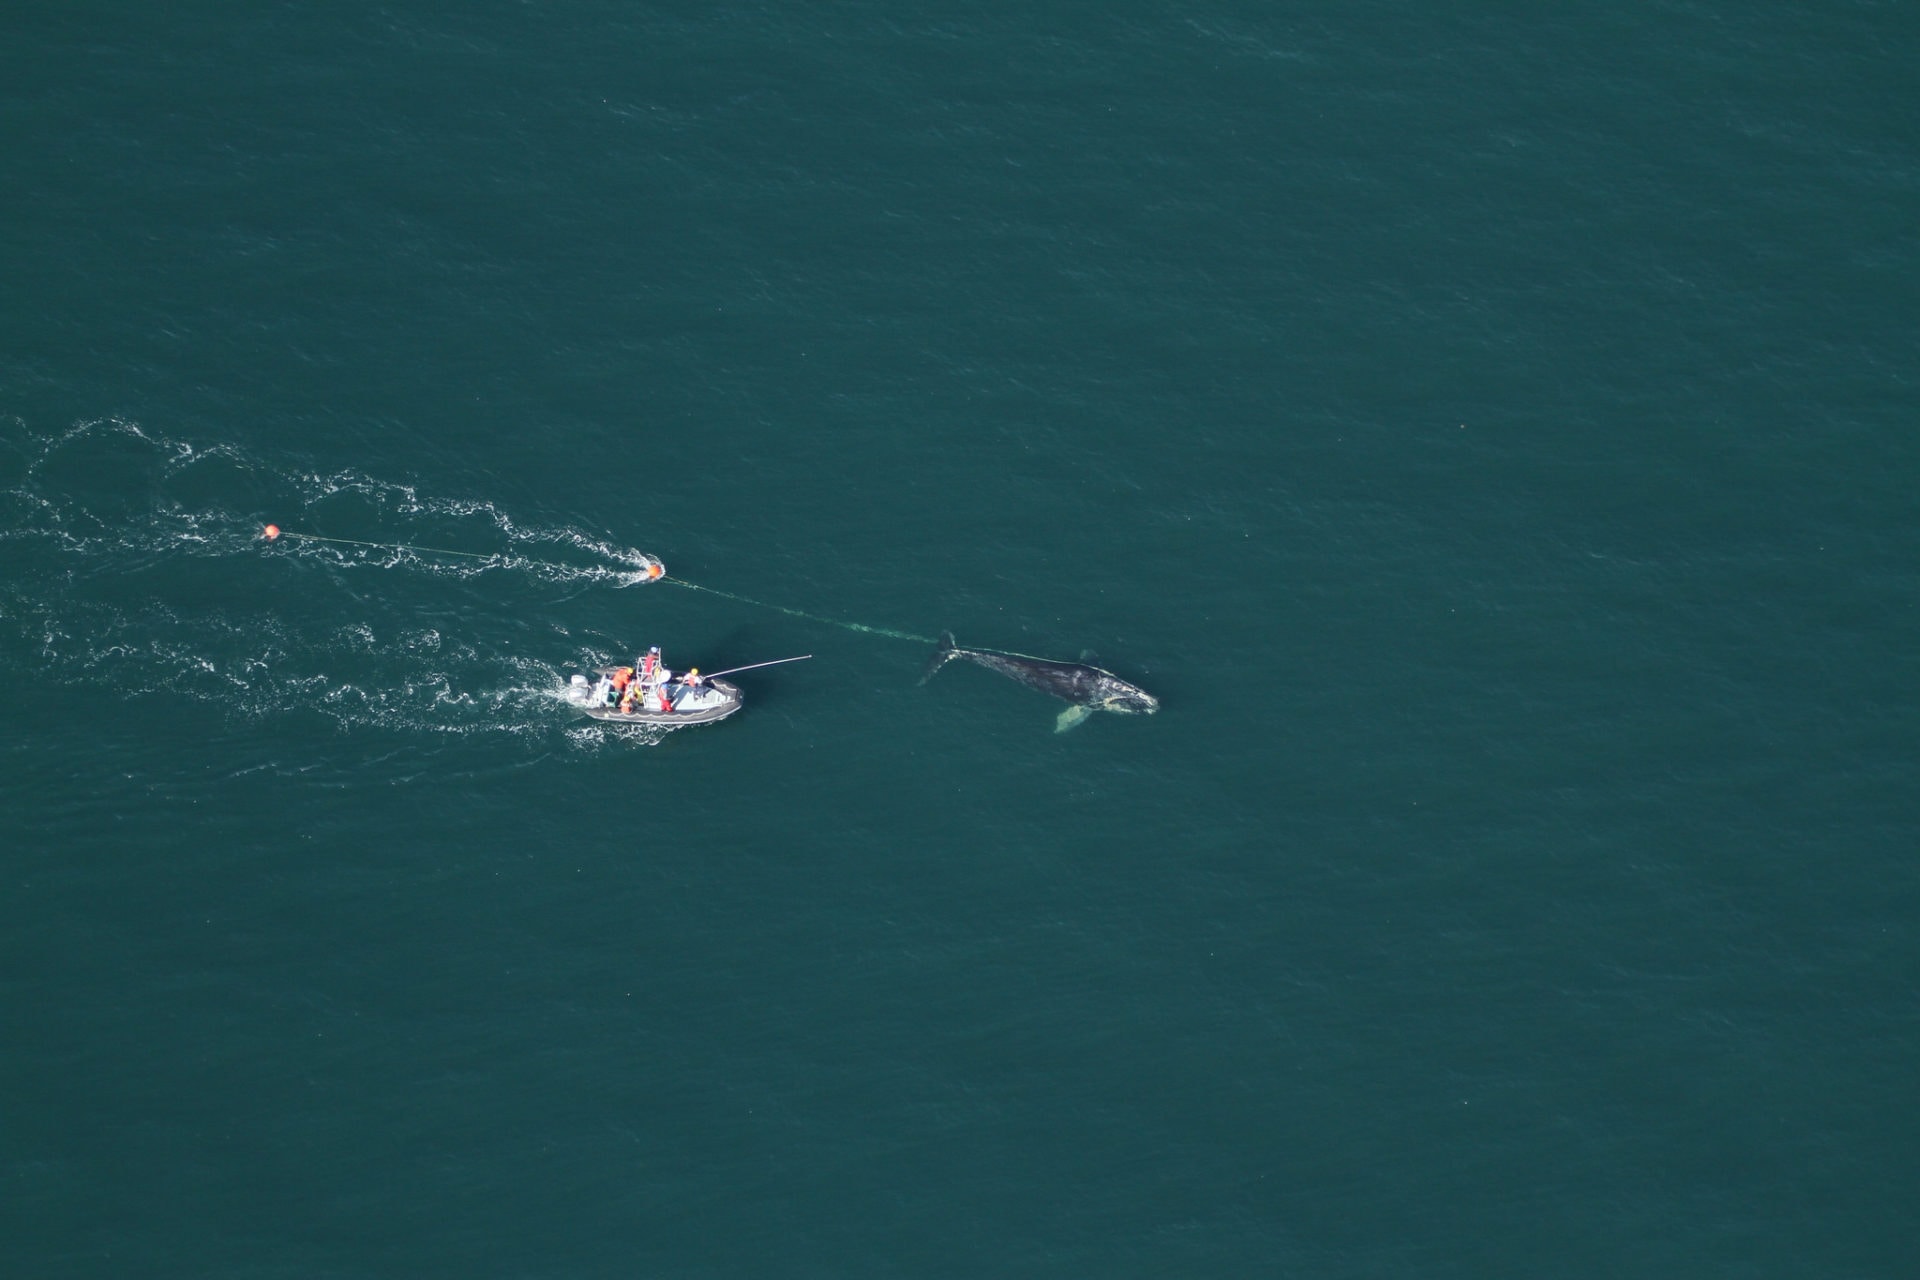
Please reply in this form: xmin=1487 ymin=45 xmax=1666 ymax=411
xmin=567 ymin=670 xmax=743 ymax=726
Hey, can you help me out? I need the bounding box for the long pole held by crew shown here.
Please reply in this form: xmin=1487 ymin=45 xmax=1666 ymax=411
xmin=698 ymin=655 xmax=813 ymax=679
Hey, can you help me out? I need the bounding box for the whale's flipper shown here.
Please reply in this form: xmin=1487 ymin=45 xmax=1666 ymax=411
xmin=919 ymin=631 xmax=962 ymax=685
xmin=1054 ymin=704 xmax=1093 ymax=733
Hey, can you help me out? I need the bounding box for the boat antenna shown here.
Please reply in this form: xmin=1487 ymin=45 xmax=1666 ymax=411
xmin=698 ymin=655 xmax=813 ymax=679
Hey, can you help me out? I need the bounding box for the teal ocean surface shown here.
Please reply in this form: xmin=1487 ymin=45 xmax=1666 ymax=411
xmin=4 ymin=5 xmax=1915 ymax=1276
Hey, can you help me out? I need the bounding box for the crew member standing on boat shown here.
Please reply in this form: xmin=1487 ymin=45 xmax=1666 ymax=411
xmin=637 ymin=646 xmax=675 ymax=714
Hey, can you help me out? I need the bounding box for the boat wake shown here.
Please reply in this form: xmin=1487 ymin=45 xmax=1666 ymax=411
xmin=2 ymin=415 xmax=664 ymax=585
xmin=0 ymin=416 xmax=671 ymax=747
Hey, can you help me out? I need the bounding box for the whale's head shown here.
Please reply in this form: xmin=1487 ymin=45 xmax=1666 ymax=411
xmin=1096 ymin=677 xmax=1159 ymax=715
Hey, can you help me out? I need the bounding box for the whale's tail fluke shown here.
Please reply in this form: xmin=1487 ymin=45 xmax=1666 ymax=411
xmin=919 ymin=631 xmax=961 ymax=685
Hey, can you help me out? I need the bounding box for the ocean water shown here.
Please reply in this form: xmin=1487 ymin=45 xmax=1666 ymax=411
xmin=3 ymin=4 xmax=1915 ymax=1276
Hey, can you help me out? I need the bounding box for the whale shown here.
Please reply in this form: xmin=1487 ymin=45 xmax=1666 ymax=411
xmin=919 ymin=631 xmax=1159 ymax=732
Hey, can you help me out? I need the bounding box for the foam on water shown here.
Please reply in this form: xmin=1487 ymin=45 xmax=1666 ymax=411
xmin=0 ymin=417 xmax=674 ymax=746
xmin=3 ymin=416 xmax=665 ymax=585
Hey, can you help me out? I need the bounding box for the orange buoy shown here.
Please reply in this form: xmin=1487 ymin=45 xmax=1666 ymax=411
xmin=263 ymin=524 xmax=281 ymax=540
xmin=646 ymin=562 xmax=664 ymax=580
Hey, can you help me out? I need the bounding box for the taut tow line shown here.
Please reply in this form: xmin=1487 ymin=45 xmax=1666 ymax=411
xmin=663 ymin=577 xmax=932 ymax=644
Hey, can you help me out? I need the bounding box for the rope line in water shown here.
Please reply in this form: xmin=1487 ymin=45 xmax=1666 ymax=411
xmin=665 ymin=578 xmax=933 ymax=645
xmin=275 ymin=530 xmax=499 ymax=560
xmin=263 ymin=525 xmax=665 ymax=579
xmin=262 ymin=524 xmax=927 ymax=644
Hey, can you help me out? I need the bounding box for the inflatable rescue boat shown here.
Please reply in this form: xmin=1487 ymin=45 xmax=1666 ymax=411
xmin=567 ymin=667 xmax=743 ymax=726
